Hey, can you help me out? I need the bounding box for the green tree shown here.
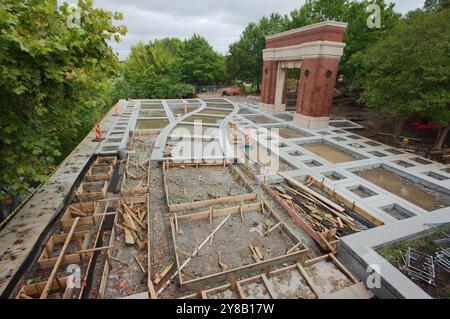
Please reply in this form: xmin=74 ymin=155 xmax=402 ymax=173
xmin=424 ymin=0 xmax=450 ymax=12
xmin=0 ymin=0 xmax=126 ymax=198
xmin=178 ymin=34 xmax=225 ymax=86
xmin=288 ymin=0 xmax=400 ymax=89
xmin=226 ymin=13 xmax=288 ymax=88
xmin=352 ymin=9 xmax=450 ymax=148
xmin=116 ymin=38 xmax=195 ymax=99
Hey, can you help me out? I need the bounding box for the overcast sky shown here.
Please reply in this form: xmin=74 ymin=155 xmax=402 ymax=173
xmin=64 ymin=0 xmax=425 ymax=60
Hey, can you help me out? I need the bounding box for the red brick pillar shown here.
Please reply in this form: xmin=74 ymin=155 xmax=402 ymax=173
xmin=295 ymin=58 xmax=340 ymax=128
xmin=260 ymin=60 xmax=278 ymax=112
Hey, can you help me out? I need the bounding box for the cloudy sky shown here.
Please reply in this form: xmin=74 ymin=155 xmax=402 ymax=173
xmin=64 ymin=0 xmax=425 ymax=60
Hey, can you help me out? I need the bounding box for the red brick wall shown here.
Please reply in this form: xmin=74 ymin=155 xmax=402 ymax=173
xmin=296 ymin=58 xmax=340 ymax=117
xmin=260 ymin=60 xmax=278 ymax=105
xmin=266 ymin=25 xmax=346 ymax=49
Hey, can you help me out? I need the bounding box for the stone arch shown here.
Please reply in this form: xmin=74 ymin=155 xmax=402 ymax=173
xmin=260 ymin=21 xmax=347 ymax=129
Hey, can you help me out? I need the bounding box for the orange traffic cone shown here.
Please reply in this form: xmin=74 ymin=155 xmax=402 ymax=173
xmin=184 ymin=104 xmax=189 ymax=114
xmin=93 ymin=122 xmax=105 ymax=142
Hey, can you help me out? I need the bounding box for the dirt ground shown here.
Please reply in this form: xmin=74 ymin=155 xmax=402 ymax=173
xmin=355 ymin=167 xmax=450 ymax=211
xmin=175 ymin=211 xmax=294 ymax=279
xmin=165 ymin=166 xmax=249 ymax=205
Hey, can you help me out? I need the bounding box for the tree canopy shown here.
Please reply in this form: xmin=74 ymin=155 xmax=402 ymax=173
xmin=226 ymin=1 xmax=400 ymax=89
xmin=0 ymin=0 xmax=126 ymax=198
xmin=114 ymin=34 xmax=225 ymax=99
xmin=352 ymin=8 xmax=450 ymax=148
xmin=226 ymin=13 xmax=288 ymax=87
xmin=179 ymin=34 xmax=226 ymax=86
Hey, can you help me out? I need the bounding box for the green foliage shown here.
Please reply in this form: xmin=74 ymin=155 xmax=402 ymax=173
xmin=226 ymin=13 xmax=288 ymax=86
xmin=377 ymin=225 xmax=447 ymax=265
xmin=424 ymin=0 xmax=450 ymax=12
xmin=0 ymin=0 xmax=126 ymax=198
xmin=116 ymin=35 xmax=223 ymax=99
xmin=226 ymin=1 xmax=400 ymax=89
xmin=179 ymin=35 xmax=225 ymax=86
xmin=288 ymin=0 xmax=400 ymax=87
xmin=352 ymin=9 xmax=450 ymax=139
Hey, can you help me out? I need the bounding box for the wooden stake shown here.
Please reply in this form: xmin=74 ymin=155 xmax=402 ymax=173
xmin=134 ymin=256 xmax=146 ymax=274
xmin=157 ymin=215 xmax=232 ymax=295
xmin=266 ymin=222 xmax=282 ymax=235
xmin=174 ymin=213 xmax=179 ymax=233
xmin=40 ymin=218 xmax=79 ymax=299
xmin=286 ymin=241 xmax=303 ymax=254
xmin=154 ymin=263 xmax=174 ymax=285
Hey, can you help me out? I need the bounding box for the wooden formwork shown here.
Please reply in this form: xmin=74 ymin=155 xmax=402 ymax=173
xmin=179 ymin=253 xmax=359 ymax=299
xmin=162 ymin=160 xmax=258 ymax=213
xmin=95 ymin=195 xmax=156 ymax=299
xmin=75 ymin=180 xmax=108 ymax=202
xmin=233 ymin=161 xmax=382 ymax=252
xmin=85 ymin=164 xmax=114 ymax=182
xmin=60 ymin=201 xmax=103 ymax=231
xmin=97 ymin=211 xmax=118 ymax=299
xmin=77 ymin=201 xmax=116 ymax=299
xmin=16 ymin=201 xmax=117 ymax=299
xmin=94 ymin=156 xmax=117 ymax=166
xmin=37 ymin=230 xmax=90 ymax=270
xmin=168 ymin=200 xmax=309 ymax=292
xmin=120 ymin=154 xmax=150 ymax=196
xmin=16 ymin=276 xmax=73 ymax=299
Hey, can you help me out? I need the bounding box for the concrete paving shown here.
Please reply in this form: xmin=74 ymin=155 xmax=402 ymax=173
xmin=338 ymin=207 xmax=450 ymax=299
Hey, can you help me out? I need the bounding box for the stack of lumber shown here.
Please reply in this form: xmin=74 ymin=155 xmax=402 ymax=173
xmin=117 ymin=202 xmax=148 ymax=251
xmin=273 ymin=175 xmax=364 ymax=237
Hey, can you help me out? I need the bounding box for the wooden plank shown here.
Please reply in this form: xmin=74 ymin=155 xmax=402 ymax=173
xmin=145 ymin=194 xmax=157 ymax=299
xmin=310 ymin=178 xmax=384 ymax=227
xmin=176 ymin=202 xmax=261 ymax=222
xmin=286 ymin=241 xmax=303 ymax=254
xmin=154 ymin=263 xmax=173 ymax=285
xmin=296 ymin=263 xmax=322 ymax=299
xmin=261 ymin=182 xmax=330 ymax=251
xmin=261 ymin=273 xmax=277 ymax=299
xmin=123 ymin=204 xmax=146 ymax=230
xmin=266 ymin=222 xmax=282 ymax=235
xmin=182 ymin=249 xmax=309 ymax=291
xmin=98 ymin=214 xmax=117 ymax=299
xmin=40 ymin=218 xmax=79 ymax=299
xmin=254 ymin=246 xmax=264 ymax=260
xmin=304 ymin=254 xmax=330 ymax=266
xmin=318 ymin=232 xmax=336 ymax=253
xmin=235 ymin=282 xmax=246 ymax=299
xmin=169 ymin=193 xmax=257 ymax=212
xmin=279 ymin=172 xmax=345 ymax=213
xmin=329 ymin=254 xmax=359 ymax=284
xmin=124 ymin=228 xmax=135 ymax=244
xmin=158 ymin=215 xmax=232 ymax=295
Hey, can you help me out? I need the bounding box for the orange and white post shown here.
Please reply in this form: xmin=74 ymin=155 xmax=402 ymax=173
xmin=93 ymin=122 xmax=104 ymax=142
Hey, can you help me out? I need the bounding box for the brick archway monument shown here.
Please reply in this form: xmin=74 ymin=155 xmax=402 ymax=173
xmin=260 ymin=21 xmax=347 ymax=129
